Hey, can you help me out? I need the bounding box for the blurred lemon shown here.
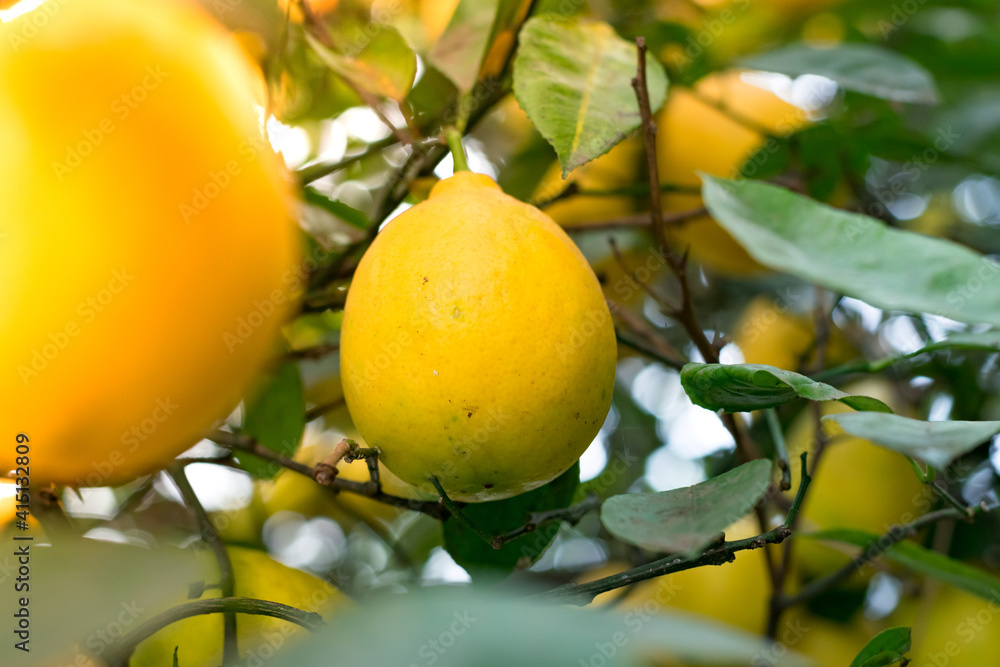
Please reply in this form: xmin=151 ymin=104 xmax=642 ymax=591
xmin=897 ymin=586 xmax=1000 ymax=667
xmin=1 ymin=0 xmax=299 ymax=486
xmin=657 ymin=71 xmax=808 ymax=275
xmin=132 ymin=546 xmax=349 ymax=667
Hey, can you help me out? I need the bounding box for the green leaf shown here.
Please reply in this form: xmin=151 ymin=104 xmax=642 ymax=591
xmin=680 ymin=363 xmax=892 ymax=413
xmin=0 ymin=537 xmax=200 ymax=667
xmin=443 ymin=463 xmax=579 ymax=579
xmin=302 ymin=187 xmax=370 ymax=230
xmin=306 ymin=27 xmax=416 ymax=102
xmin=810 ymin=529 xmax=1000 ymax=604
xmin=239 ymin=363 xmax=305 ymax=479
xmin=739 ymin=43 xmax=939 ymax=104
xmin=514 ymin=16 xmax=668 ymax=177
xmin=268 ymin=587 xmax=812 ymax=667
xmin=700 ymin=175 xmax=1000 ymax=328
xmin=850 ymin=627 xmax=911 ymax=667
xmin=823 ymin=413 xmax=1000 ymax=470
xmin=601 ymin=459 xmax=771 ymax=558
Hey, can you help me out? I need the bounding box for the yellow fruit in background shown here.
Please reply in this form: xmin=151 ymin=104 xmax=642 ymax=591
xmin=260 ymin=421 xmax=432 ymax=528
xmin=0 ymin=0 xmax=299 ymax=485
xmin=733 ymin=296 xmax=859 ymax=372
xmin=532 ymin=137 xmax=642 ymax=227
xmin=897 ymin=587 xmax=1000 ymax=667
xmin=791 ymin=614 xmax=873 ymax=667
xmin=620 ymin=517 xmax=775 ymax=634
xmin=657 ymin=71 xmax=808 ymax=276
xmin=786 ymin=379 xmax=927 ymax=578
xmin=131 ymin=546 xmax=349 ymax=667
xmin=341 ymin=172 xmax=616 ymax=501
xmin=419 ymin=0 xmax=460 ymax=44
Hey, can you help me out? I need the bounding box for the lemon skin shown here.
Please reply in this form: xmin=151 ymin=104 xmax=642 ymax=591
xmin=0 ymin=0 xmax=299 ymax=485
xmin=341 ymin=172 xmax=616 ymax=502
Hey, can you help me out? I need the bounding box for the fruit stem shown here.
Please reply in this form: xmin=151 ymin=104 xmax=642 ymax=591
xmin=444 ymin=127 xmax=471 ymax=172
xmin=428 ymin=476 xmax=498 ymax=548
xmin=765 ymin=408 xmax=791 ymax=491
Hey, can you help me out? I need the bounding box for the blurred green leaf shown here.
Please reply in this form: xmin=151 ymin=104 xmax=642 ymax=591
xmin=601 ymin=459 xmax=771 ymax=558
xmin=307 ymin=26 xmax=416 ymax=102
xmin=429 ymin=0 xmax=529 ymax=91
xmin=824 ymin=413 xmax=1000 ymax=469
xmin=238 ymin=363 xmax=305 ymax=479
xmin=811 ymin=529 xmax=1000 ymax=604
xmin=513 ymin=16 xmax=667 ymax=177
xmin=0 ymin=537 xmax=200 ymax=667
xmin=443 ymin=463 xmax=579 ymax=579
xmin=267 ymin=587 xmax=811 ymax=666
xmin=850 ymin=626 xmax=911 ymax=667
xmin=680 ymin=363 xmax=892 ymax=413
xmin=739 ymin=43 xmax=939 ymax=104
xmin=303 ymin=188 xmax=371 ymax=230
xmin=701 ymin=175 xmax=1000 ymax=328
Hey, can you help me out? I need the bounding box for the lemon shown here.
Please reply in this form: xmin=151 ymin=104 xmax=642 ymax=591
xmin=131 ymin=546 xmax=349 ymax=667
xmin=341 ymin=172 xmax=616 ymax=501
xmin=733 ymin=296 xmax=858 ymax=371
xmin=897 ymin=586 xmax=1000 ymax=667
xmin=0 ymin=0 xmax=299 ymax=485
xmin=657 ymin=71 xmax=808 ymax=275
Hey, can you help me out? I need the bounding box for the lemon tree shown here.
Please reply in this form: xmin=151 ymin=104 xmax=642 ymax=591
xmin=7 ymin=1 xmax=1000 ymax=666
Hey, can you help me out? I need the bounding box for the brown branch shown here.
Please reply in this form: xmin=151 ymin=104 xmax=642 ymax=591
xmin=560 ymin=207 xmax=707 ymax=234
xmin=210 ymin=430 xmax=448 ymax=520
xmin=285 ymin=343 xmax=340 ymax=361
xmin=631 ymin=37 xmax=669 ymax=256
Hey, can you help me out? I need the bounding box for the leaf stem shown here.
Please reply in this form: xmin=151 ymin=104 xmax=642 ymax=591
xmin=765 ymin=408 xmax=791 ymax=491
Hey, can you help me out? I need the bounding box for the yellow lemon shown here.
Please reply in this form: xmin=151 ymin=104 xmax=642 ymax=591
xmin=532 ymin=137 xmax=642 ymax=227
xmin=0 ymin=0 xmax=299 ymax=485
xmin=786 ymin=379 xmax=927 ymax=579
xmin=132 ymin=546 xmax=349 ymax=667
xmin=341 ymin=172 xmax=616 ymax=501
xmin=657 ymin=71 xmax=808 ymax=275
xmin=621 ymin=517 xmax=776 ymax=634
xmin=419 ymin=0 xmax=460 ymax=44
xmin=733 ymin=296 xmax=859 ymax=372
xmin=898 ymin=586 xmax=1000 ymax=667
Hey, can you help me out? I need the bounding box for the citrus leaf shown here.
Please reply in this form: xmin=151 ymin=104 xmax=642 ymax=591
xmin=303 ymin=187 xmax=370 ymax=230
xmin=700 ymin=175 xmax=1000 ymax=328
xmin=238 ymin=363 xmax=305 ymax=479
xmin=850 ymin=627 xmax=911 ymax=667
xmin=443 ymin=463 xmax=579 ymax=579
xmin=268 ymin=587 xmax=812 ymax=667
xmin=428 ymin=0 xmax=498 ymax=92
xmin=306 ymin=27 xmax=416 ymax=102
xmin=680 ymin=363 xmax=892 ymax=413
xmin=739 ymin=43 xmax=939 ymax=104
xmin=601 ymin=459 xmax=771 ymax=558
xmin=865 ymin=330 xmax=1000 ymax=372
xmin=514 ymin=15 xmax=667 ymax=177
xmin=823 ymin=413 xmax=1000 ymax=470
xmin=809 ymin=528 xmax=1000 ymax=603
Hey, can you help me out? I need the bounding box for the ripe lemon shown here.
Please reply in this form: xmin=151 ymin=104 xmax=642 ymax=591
xmin=131 ymin=546 xmax=349 ymax=667
xmin=657 ymin=71 xmax=808 ymax=275
xmin=786 ymin=379 xmax=926 ymax=579
xmin=897 ymin=586 xmax=1000 ymax=667
xmin=732 ymin=296 xmax=859 ymax=371
xmin=532 ymin=137 xmax=642 ymax=227
xmin=0 ymin=0 xmax=299 ymax=485
xmin=341 ymin=172 xmax=616 ymax=501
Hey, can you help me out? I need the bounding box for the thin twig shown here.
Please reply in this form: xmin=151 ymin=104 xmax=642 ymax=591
xmin=105 ymin=597 xmax=324 ymax=667
xmin=304 ymin=398 xmax=347 ymax=423
xmin=778 ymin=506 xmax=979 ymax=611
xmin=492 ymin=494 xmax=602 ymax=549
xmin=168 ymin=467 xmax=238 ymax=665
xmin=538 ymin=454 xmax=812 ymax=604
xmin=560 ymin=207 xmax=707 ymax=233
xmin=296 ymin=136 xmax=398 ymax=185
xmin=211 ymin=430 xmax=448 ymax=520
xmin=429 ymin=476 xmax=495 ymax=546
xmin=631 ymin=37 xmax=669 ymax=256
xmin=285 ymin=343 xmax=340 ymax=361
xmin=765 ymin=408 xmax=791 ymax=491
